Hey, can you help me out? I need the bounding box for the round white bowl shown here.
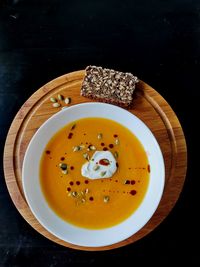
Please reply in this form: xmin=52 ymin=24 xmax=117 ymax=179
xmin=22 ymin=102 xmax=165 ymax=247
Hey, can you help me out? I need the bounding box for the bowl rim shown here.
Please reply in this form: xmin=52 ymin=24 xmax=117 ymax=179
xmin=22 ymin=102 xmax=165 ymax=247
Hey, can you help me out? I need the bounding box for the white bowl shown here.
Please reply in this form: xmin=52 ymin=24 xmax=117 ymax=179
xmin=22 ymin=102 xmax=165 ymax=247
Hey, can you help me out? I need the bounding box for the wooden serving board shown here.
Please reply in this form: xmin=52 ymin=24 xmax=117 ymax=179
xmin=3 ymin=70 xmax=187 ymax=251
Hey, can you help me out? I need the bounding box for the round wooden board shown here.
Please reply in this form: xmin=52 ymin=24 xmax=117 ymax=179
xmin=3 ymin=70 xmax=187 ymax=251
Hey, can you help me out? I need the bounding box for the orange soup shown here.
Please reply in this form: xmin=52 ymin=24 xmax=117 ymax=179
xmin=40 ymin=118 xmax=150 ymax=229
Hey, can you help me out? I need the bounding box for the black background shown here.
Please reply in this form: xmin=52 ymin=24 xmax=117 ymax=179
xmin=0 ymin=0 xmax=199 ymax=266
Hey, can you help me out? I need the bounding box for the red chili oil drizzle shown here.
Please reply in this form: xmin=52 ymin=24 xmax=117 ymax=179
xmin=69 ymin=181 xmax=74 ymax=186
xmin=148 ymin=164 xmax=151 ymax=173
xmin=60 ymin=157 xmax=65 ymax=161
xmin=46 ymin=150 xmax=51 ymax=154
xmin=109 ymin=144 xmax=114 ymax=148
xmin=114 ymin=134 xmax=118 ymax=138
xmin=76 ymin=181 xmax=80 ymax=185
xmin=84 ymin=180 xmax=89 ymax=184
xmin=103 ymin=147 xmax=108 ymax=151
xmin=101 ymin=142 xmax=105 ymax=146
xmin=99 ymin=159 xmax=110 ymax=166
xmin=89 ymin=196 xmax=94 ymax=201
xmin=130 ymin=190 xmax=137 ymax=195
xmin=131 ymin=180 xmax=136 ymax=185
xmin=70 ymin=166 xmax=74 ymax=170
xmin=67 ymin=187 xmax=71 ymax=192
xmin=68 ymin=132 xmax=73 ymax=139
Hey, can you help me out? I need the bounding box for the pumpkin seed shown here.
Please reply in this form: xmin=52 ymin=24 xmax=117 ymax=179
xmin=52 ymin=102 xmax=61 ymax=108
xmin=65 ymin=97 xmax=71 ymax=104
xmin=73 ymin=146 xmax=81 ymax=152
xmin=71 ymin=191 xmax=78 ymax=197
xmin=50 ymin=97 xmax=57 ymax=103
xmin=88 ymin=145 xmax=96 ymax=151
xmin=84 ymin=188 xmax=89 ymax=194
xmin=114 ymin=151 xmax=118 ymax=158
xmin=62 ymin=169 xmax=68 ymax=175
xmin=71 ymin=124 xmax=76 ymax=130
xmin=100 ymin=171 xmax=106 ymax=177
xmin=58 ymin=94 xmax=64 ymax=101
xmin=103 ymin=196 xmax=110 ymax=203
xmin=115 ymin=138 xmax=120 ymax=145
xmin=97 ymin=133 xmax=103 ymax=139
xmin=93 ymin=165 xmax=100 ymax=171
xmin=59 ymin=163 xmax=67 ymax=170
xmin=83 ymin=153 xmax=90 ymax=160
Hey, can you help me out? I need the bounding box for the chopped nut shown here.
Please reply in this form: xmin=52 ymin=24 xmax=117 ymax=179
xmin=62 ymin=169 xmax=68 ymax=175
xmin=73 ymin=146 xmax=81 ymax=152
xmin=88 ymin=145 xmax=96 ymax=151
xmin=71 ymin=191 xmax=78 ymax=197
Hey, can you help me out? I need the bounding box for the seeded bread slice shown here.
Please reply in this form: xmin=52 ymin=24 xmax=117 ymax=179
xmin=80 ymin=66 xmax=139 ymax=107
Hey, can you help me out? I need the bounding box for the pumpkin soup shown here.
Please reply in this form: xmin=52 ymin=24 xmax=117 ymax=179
xmin=40 ymin=118 xmax=150 ymax=229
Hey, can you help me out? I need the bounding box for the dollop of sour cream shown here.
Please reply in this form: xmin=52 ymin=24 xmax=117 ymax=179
xmin=81 ymin=151 xmax=117 ymax=179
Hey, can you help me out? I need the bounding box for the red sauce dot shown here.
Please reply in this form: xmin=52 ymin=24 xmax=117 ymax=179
xmin=83 ymin=133 xmax=86 ymax=136
xmin=76 ymin=181 xmax=80 ymax=185
xmin=109 ymin=144 xmax=114 ymax=148
xmin=114 ymin=134 xmax=118 ymax=138
xmin=68 ymin=132 xmax=73 ymax=139
xmin=148 ymin=164 xmax=151 ymax=173
xmin=103 ymin=147 xmax=108 ymax=151
xmin=50 ymin=157 xmax=52 ymax=159
xmin=60 ymin=157 xmax=65 ymax=161
xmin=46 ymin=150 xmax=51 ymax=154
xmin=69 ymin=181 xmax=74 ymax=186
xmin=125 ymin=180 xmax=130 ymax=184
xmin=109 ymin=178 xmax=112 ymax=181
xmin=67 ymin=187 xmax=71 ymax=191
xmin=70 ymin=166 xmax=74 ymax=170
xmin=115 ymin=180 xmax=118 ymax=182
xmin=89 ymin=196 xmax=94 ymax=201
xmin=101 ymin=142 xmax=105 ymax=146
xmin=131 ymin=180 xmax=136 ymax=185
xmin=86 ymin=142 xmax=88 ymax=144
xmin=85 ymin=180 xmax=89 ymax=184
xmin=130 ymin=190 xmax=137 ymax=195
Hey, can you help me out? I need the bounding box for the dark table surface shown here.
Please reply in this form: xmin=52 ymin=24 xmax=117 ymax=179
xmin=0 ymin=0 xmax=199 ymax=266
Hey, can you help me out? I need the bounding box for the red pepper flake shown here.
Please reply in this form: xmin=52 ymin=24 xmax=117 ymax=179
xmin=46 ymin=150 xmax=51 ymax=154
xmin=109 ymin=144 xmax=114 ymax=148
xmin=89 ymin=196 xmax=94 ymax=201
xmin=103 ymin=147 xmax=108 ymax=151
xmin=130 ymin=190 xmax=137 ymax=195
xmin=60 ymin=157 xmax=65 ymax=161
xmin=131 ymin=180 xmax=136 ymax=185
xmin=69 ymin=181 xmax=74 ymax=186
xmin=67 ymin=187 xmax=71 ymax=192
xmin=101 ymin=142 xmax=105 ymax=146
xmin=76 ymin=181 xmax=80 ymax=185
xmin=68 ymin=132 xmax=73 ymax=139
xmin=114 ymin=134 xmax=118 ymax=138
xmin=70 ymin=166 xmax=74 ymax=170
xmin=84 ymin=180 xmax=89 ymax=184
xmin=147 ymin=164 xmax=151 ymax=173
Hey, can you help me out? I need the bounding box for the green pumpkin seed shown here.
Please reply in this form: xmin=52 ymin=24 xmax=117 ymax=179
xmin=50 ymin=97 xmax=57 ymax=103
xmin=58 ymin=94 xmax=64 ymax=101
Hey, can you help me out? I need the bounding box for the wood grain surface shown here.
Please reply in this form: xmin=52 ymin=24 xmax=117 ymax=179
xmin=3 ymin=70 xmax=187 ymax=251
